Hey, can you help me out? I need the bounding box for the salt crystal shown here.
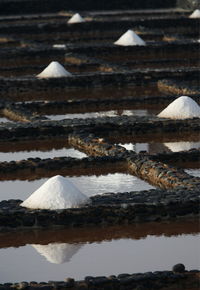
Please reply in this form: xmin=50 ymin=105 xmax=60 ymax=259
xmin=53 ymin=44 xmax=66 ymax=49
xmin=114 ymin=30 xmax=146 ymax=46
xmin=189 ymin=9 xmax=200 ymax=18
xmin=157 ymin=96 xmax=200 ymax=119
xmin=20 ymin=175 xmax=90 ymax=210
xmin=37 ymin=61 xmax=72 ymax=78
xmin=164 ymin=141 xmax=200 ymax=152
xmin=68 ymin=13 xmax=85 ymax=24
xmin=32 ymin=243 xmax=83 ymax=264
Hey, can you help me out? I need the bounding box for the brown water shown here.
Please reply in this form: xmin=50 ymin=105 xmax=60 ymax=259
xmin=0 ymin=220 xmax=199 ymax=283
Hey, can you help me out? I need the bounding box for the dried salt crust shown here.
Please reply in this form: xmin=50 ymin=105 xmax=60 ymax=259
xmin=157 ymin=96 xmax=200 ymax=119
xmin=68 ymin=13 xmax=85 ymax=24
xmin=114 ymin=30 xmax=146 ymax=46
xmin=32 ymin=243 xmax=83 ymax=264
xmin=189 ymin=9 xmax=200 ymax=18
xmin=37 ymin=61 xmax=72 ymax=78
xmin=20 ymin=175 xmax=90 ymax=210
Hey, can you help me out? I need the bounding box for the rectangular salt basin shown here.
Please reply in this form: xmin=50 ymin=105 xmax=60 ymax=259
xmin=0 ymin=148 xmax=86 ymax=162
xmin=120 ymin=141 xmax=200 ymax=154
xmin=46 ymin=109 xmax=157 ymax=121
xmin=0 ymin=233 xmax=199 ymax=283
xmin=0 ymin=173 xmax=154 ymax=201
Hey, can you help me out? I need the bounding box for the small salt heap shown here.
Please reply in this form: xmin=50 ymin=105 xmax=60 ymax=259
xmin=189 ymin=9 xmax=200 ymax=18
xmin=20 ymin=175 xmax=90 ymax=210
xmin=114 ymin=30 xmax=146 ymax=46
xmin=68 ymin=13 xmax=85 ymax=24
xmin=32 ymin=243 xmax=83 ymax=264
xmin=157 ymin=96 xmax=200 ymax=119
xmin=37 ymin=61 xmax=72 ymax=78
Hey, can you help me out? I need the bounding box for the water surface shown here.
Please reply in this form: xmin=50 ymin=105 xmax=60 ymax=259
xmin=0 ymin=173 xmax=154 ymax=201
xmin=0 ymin=233 xmax=199 ymax=283
xmin=0 ymin=148 xmax=86 ymax=162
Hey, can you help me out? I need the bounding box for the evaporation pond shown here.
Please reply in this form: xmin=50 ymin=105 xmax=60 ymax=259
xmin=0 ymin=173 xmax=154 ymax=201
xmin=0 ymin=232 xmax=199 ymax=283
xmin=46 ymin=109 xmax=155 ymax=121
xmin=0 ymin=148 xmax=86 ymax=162
xmin=120 ymin=141 xmax=200 ymax=154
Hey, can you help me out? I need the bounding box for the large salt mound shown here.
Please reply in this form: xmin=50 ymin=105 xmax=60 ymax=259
xmin=20 ymin=175 xmax=90 ymax=210
xmin=157 ymin=96 xmax=200 ymax=119
xmin=114 ymin=30 xmax=146 ymax=46
xmin=189 ymin=9 xmax=200 ymax=18
xmin=68 ymin=13 xmax=85 ymax=24
xmin=164 ymin=141 xmax=200 ymax=152
xmin=37 ymin=61 xmax=72 ymax=78
xmin=32 ymin=243 xmax=83 ymax=264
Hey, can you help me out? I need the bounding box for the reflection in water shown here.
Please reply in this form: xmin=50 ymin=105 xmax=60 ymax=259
xmin=0 ymin=148 xmax=86 ymax=162
xmin=47 ymin=109 xmax=151 ymax=120
xmin=32 ymin=243 xmax=83 ymax=264
xmin=0 ymin=233 xmax=199 ymax=283
xmin=0 ymin=173 xmax=154 ymax=201
xmin=164 ymin=141 xmax=200 ymax=152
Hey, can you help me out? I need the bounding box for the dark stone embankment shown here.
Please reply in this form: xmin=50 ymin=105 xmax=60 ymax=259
xmin=0 ymin=186 xmax=199 ymax=231
xmin=0 ymin=269 xmax=199 ymax=289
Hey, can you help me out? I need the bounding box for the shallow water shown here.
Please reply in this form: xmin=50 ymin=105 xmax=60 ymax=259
xmin=46 ymin=109 xmax=155 ymax=120
xmin=0 ymin=232 xmax=199 ymax=283
xmin=0 ymin=148 xmax=86 ymax=162
xmin=0 ymin=117 xmax=12 ymax=123
xmin=185 ymin=169 xmax=200 ymax=178
xmin=0 ymin=173 xmax=154 ymax=201
xmin=120 ymin=141 xmax=200 ymax=154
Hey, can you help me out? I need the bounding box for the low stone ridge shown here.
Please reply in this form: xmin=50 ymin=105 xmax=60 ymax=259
xmin=0 ymin=115 xmax=199 ymax=141
xmin=0 ymin=187 xmax=199 ymax=230
xmin=0 ymin=270 xmax=199 ymax=289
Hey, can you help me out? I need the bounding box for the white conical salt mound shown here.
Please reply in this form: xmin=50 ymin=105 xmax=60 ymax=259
xmin=20 ymin=175 xmax=90 ymax=210
xmin=164 ymin=141 xmax=200 ymax=152
xmin=114 ymin=30 xmax=146 ymax=46
xmin=32 ymin=243 xmax=83 ymax=264
xmin=68 ymin=13 xmax=85 ymax=24
xmin=37 ymin=61 xmax=72 ymax=78
xmin=157 ymin=96 xmax=200 ymax=119
xmin=189 ymin=9 xmax=200 ymax=18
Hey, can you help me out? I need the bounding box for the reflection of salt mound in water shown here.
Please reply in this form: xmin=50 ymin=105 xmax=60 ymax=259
xmin=114 ymin=30 xmax=146 ymax=46
xmin=20 ymin=175 xmax=90 ymax=210
xmin=164 ymin=141 xmax=200 ymax=152
xmin=189 ymin=9 xmax=200 ymax=18
xmin=157 ymin=96 xmax=200 ymax=119
xmin=37 ymin=61 xmax=72 ymax=78
xmin=68 ymin=13 xmax=85 ymax=23
xmin=32 ymin=243 xmax=83 ymax=264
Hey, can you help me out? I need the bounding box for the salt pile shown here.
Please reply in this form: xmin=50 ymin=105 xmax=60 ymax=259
xmin=189 ymin=9 xmax=200 ymax=18
xmin=20 ymin=175 xmax=90 ymax=210
xmin=32 ymin=243 xmax=83 ymax=264
xmin=37 ymin=61 xmax=72 ymax=78
xmin=53 ymin=44 xmax=66 ymax=49
xmin=114 ymin=30 xmax=146 ymax=46
xmin=68 ymin=13 xmax=85 ymax=24
xmin=164 ymin=141 xmax=200 ymax=152
xmin=157 ymin=96 xmax=200 ymax=119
